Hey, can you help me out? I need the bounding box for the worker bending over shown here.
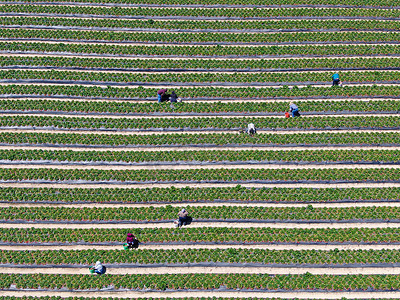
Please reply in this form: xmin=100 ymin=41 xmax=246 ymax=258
xmin=289 ymin=102 xmax=300 ymax=117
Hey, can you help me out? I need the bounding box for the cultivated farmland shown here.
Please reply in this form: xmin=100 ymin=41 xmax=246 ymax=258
xmin=1 ymin=0 xmax=400 ymax=300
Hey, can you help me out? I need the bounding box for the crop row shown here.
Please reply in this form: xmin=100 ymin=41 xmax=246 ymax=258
xmin=0 ymin=69 xmax=396 ymax=85
xmin=1 ymin=0 xmax=395 ymax=8
xmin=2 ymin=84 xmax=400 ymax=100
xmin=5 ymin=42 xmax=400 ymax=58
xmin=0 ymin=131 xmax=399 ymax=146
xmin=2 ymin=186 xmax=400 ymax=204
xmin=0 ymin=227 xmax=395 ymax=243
xmin=3 ymin=5 xmax=400 ymax=19
xmin=2 ymin=273 xmax=400 ymax=291
xmin=4 ymin=249 xmax=400 ymax=265
xmin=4 ymin=99 xmax=400 ymax=114
xmin=3 ymin=115 xmax=400 ymax=131
xmin=6 ymin=56 xmax=400 ymax=72
xmin=3 ymin=17 xmax=400 ymax=31
xmin=2 ymin=149 xmax=400 ymax=164
xmin=0 ymin=298 xmax=293 ymax=300
xmin=2 ymin=168 xmax=400 ymax=183
xmin=4 ymin=205 xmax=400 ymax=222
xmin=3 ymin=29 xmax=400 ymax=44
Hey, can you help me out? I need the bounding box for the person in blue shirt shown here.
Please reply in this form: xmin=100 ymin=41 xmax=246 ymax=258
xmin=332 ymin=73 xmax=341 ymax=86
xmin=289 ymin=102 xmax=300 ymax=117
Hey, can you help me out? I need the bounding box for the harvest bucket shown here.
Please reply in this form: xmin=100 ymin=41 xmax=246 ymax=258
xmin=123 ymin=243 xmax=129 ymax=250
xmin=89 ymin=268 xmax=95 ymax=274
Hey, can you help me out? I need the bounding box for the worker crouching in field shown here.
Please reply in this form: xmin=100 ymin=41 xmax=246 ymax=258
xmin=90 ymin=261 xmax=106 ymax=275
xmin=289 ymin=102 xmax=300 ymax=117
xmin=126 ymin=233 xmax=140 ymax=249
xmin=157 ymin=88 xmax=168 ymax=102
xmin=175 ymin=209 xmax=191 ymax=227
xmin=332 ymin=73 xmax=342 ymax=86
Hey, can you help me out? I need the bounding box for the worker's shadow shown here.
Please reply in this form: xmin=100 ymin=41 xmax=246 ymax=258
xmin=186 ymin=216 xmax=193 ymax=225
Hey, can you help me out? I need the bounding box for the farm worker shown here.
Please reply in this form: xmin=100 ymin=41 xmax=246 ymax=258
xmin=157 ymin=88 xmax=168 ymax=103
xmin=126 ymin=233 xmax=139 ymax=249
xmin=289 ymin=102 xmax=300 ymax=117
xmin=332 ymin=73 xmax=341 ymax=86
xmin=91 ymin=261 xmax=106 ymax=275
xmin=246 ymin=123 xmax=256 ymax=135
xmin=170 ymin=91 xmax=178 ymax=103
xmin=177 ymin=208 xmax=189 ymax=227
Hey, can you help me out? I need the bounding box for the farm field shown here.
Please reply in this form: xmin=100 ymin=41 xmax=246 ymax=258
xmin=3 ymin=0 xmax=400 ymax=300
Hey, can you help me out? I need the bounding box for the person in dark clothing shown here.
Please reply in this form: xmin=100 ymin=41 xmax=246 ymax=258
xmin=126 ymin=233 xmax=139 ymax=249
xmin=170 ymin=91 xmax=178 ymax=103
xmin=177 ymin=209 xmax=189 ymax=227
xmin=157 ymin=88 xmax=168 ymax=103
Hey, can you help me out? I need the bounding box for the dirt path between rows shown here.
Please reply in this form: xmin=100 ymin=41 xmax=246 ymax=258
xmin=3 ymin=244 xmax=400 ymax=251
xmin=1 ymin=266 xmax=400 ymax=275
xmin=1 ymin=222 xmax=400 ymax=229
xmin=2 ymin=290 xmax=400 ymax=299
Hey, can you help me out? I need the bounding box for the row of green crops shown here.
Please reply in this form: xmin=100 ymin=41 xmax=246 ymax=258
xmin=4 ymin=17 xmax=400 ymax=31
xmin=4 ymin=6 xmax=400 ymax=19
xmin=0 ymin=69 xmax=396 ymax=84
xmin=2 ymin=186 xmax=400 ymax=203
xmin=5 ymin=42 xmax=400 ymax=58
xmin=3 ymin=115 xmax=400 ymax=131
xmin=2 ymin=167 xmax=400 ymax=183
xmin=3 ymin=205 xmax=400 ymax=221
xmin=0 ymin=297 xmax=310 ymax=300
xmin=2 ymin=273 xmax=400 ymax=290
xmin=1 ymin=0 xmax=397 ymax=7
xmin=0 ymin=131 xmax=399 ymax=146
xmin=1 ymin=149 xmax=400 ymax=164
xmin=3 ymin=99 xmax=400 ymax=114
xmin=3 ymin=29 xmax=400 ymax=44
xmin=4 ymin=248 xmax=400 ymax=265
xmin=0 ymin=227 xmax=394 ymax=243
xmin=6 ymin=56 xmax=400 ymax=72
xmin=2 ymin=84 xmax=400 ymax=100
